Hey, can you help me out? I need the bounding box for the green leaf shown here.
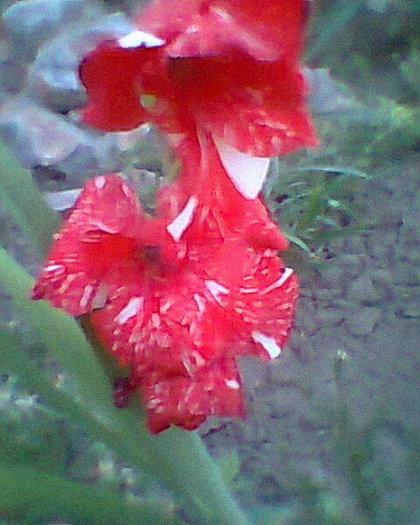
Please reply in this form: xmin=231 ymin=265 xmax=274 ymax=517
xmin=0 ymin=246 xmax=112 ymax=407
xmin=0 ymin=141 xmax=59 ymax=257
xmin=0 ymin=462 xmax=185 ymax=525
xmin=294 ymin=165 xmax=370 ymax=179
xmin=283 ymin=232 xmax=312 ymax=253
xmin=0 ymin=247 xmax=166 ymax=479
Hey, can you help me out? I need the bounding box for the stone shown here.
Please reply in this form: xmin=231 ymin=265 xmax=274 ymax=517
xmin=333 ymin=254 xmax=367 ymax=279
xmin=27 ymin=13 xmax=135 ymax=112
xmin=346 ymin=275 xmax=381 ymax=304
xmin=3 ymin=0 xmax=100 ymax=60
xmin=343 ymin=306 xmax=382 ymax=336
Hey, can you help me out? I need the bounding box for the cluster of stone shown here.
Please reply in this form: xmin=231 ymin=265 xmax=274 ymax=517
xmin=0 ymin=0 xmax=157 ymax=207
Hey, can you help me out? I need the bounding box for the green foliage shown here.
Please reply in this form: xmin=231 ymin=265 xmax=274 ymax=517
xmin=0 ymin=142 xmax=59 ymax=257
xmin=266 ymin=160 xmax=371 ymax=267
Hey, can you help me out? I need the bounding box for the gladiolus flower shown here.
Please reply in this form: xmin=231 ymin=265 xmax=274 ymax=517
xmin=32 ymin=137 xmax=298 ymax=433
xmin=79 ymin=0 xmax=317 ymax=198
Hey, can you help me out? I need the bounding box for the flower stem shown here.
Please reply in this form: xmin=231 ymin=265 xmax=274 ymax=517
xmin=154 ymin=428 xmax=251 ymax=525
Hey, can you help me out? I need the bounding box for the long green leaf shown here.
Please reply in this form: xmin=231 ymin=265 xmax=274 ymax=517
xmin=0 ymin=246 xmax=113 ymax=407
xmin=293 ymin=165 xmax=370 ymax=179
xmin=0 ymin=463 xmax=185 ymax=525
xmin=0 ymin=141 xmax=59 ymax=256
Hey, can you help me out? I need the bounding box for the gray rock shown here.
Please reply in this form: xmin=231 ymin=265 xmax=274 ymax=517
xmin=343 ymin=306 xmax=382 ymax=335
xmin=316 ymin=263 xmax=343 ymax=288
xmin=0 ymin=96 xmax=123 ymax=188
xmin=315 ymin=307 xmax=348 ymax=326
xmin=346 ymin=275 xmax=381 ymax=304
xmin=304 ymin=67 xmax=355 ymax=115
xmin=3 ymin=0 xmax=101 ymax=60
xmin=365 ymin=268 xmax=393 ymax=287
xmin=27 ymin=13 xmax=136 ymax=112
xmin=0 ymin=96 xmax=83 ymax=167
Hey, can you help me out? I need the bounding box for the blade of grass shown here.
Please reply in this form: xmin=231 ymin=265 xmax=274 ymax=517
xmin=293 ymin=165 xmax=370 ymax=178
xmin=284 ymin=231 xmax=312 ymax=253
xmin=0 ymin=141 xmax=59 ymax=256
xmin=0 ymin=245 xmax=114 ymax=408
xmin=0 ymin=462 xmax=185 ymax=525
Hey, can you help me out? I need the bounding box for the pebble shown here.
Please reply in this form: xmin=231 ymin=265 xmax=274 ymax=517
xmin=316 ymin=263 xmax=343 ymax=288
xmin=346 ymin=275 xmax=381 ymax=304
xmin=0 ymin=97 xmax=123 ymax=188
xmin=314 ymin=307 xmax=348 ymax=326
xmin=27 ymin=13 xmax=135 ymax=112
xmin=2 ymin=0 xmax=100 ymax=60
xmin=343 ymin=306 xmax=382 ymax=336
xmin=332 ymin=253 xmax=367 ymax=279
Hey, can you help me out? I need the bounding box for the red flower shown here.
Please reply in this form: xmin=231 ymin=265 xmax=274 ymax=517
xmin=32 ymin=137 xmax=298 ymax=433
xmin=79 ymin=0 xmax=317 ymax=158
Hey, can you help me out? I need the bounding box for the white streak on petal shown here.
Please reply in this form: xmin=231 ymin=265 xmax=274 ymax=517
xmin=94 ymin=176 xmax=106 ymax=189
xmin=214 ymin=137 xmax=270 ymax=199
xmin=88 ymin=220 xmax=118 ymax=234
xmin=252 ymin=331 xmax=281 ymax=359
xmin=193 ymin=293 xmax=206 ymax=315
xmin=114 ymin=297 xmax=143 ymax=325
xmin=167 ymin=196 xmax=198 ymax=241
xmin=225 ymin=379 xmax=240 ymax=390
xmin=92 ymin=285 xmax=108 ymax=309
xmin=118 ymin=30 xmax=165 ymax=49
xmin=44 ymin=264 xmax=65 ymax=273
xmin=261 ymin=268 xmax=294 ymax=295
xmin=205 ymin=280 xmax=229 ymax=305
xmin=151 ymin=313 xmax=161 ymax=328
xmin=80 ymin=284 xmax=93 ymax=309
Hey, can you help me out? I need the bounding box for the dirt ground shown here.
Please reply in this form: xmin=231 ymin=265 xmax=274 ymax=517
xmin=200 ymin=153 xmax=419 ymax=522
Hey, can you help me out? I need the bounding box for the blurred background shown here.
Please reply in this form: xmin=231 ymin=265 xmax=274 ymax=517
xmin=0 ymin=1 xmax=419 ymax=524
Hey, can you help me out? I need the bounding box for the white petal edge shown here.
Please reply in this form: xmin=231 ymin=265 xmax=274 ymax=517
xmin=204 ymin=280 xmax=229 ymax=305
xmin=252 ymin=331 xmax=282 ymax=359
xmin=214 ymin=137 xmax=270 ymax=199
xmin=261 ymin=268 xmax=294 ymax=295
xmin=118 ymin=31 xmax=165 ymax=49
xmin=114 ymin=297 xmax=144 ymax=325
xmin=167 ymin=196 xmax=198 ymax=241
xmin=225 ymin=379 xmax=240 ymax=390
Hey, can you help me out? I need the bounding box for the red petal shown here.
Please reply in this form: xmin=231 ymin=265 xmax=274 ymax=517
xmin=140 ymin=359 xmax=246 ymax=433
xmin=138 ymin=0 xmax=308 ymax=61
xmin=168 ymin=55 xmax=317 ymax=156
xmin=80 ymin=0 xmax=317 ymax=152
xmin=80 ymin=41 xmax=163 ymax=131
xmin=32 ymin=174 xmax=147 ymax=316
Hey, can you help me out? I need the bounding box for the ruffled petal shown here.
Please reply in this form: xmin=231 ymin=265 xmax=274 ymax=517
xmin=80 ymin=0 xmax=317 ymax=154
xmin=32 ymin=174 xmax=146 ymax=316
xmin=80 ymin=40 xmax=164 ymax=131
xmin=140 ymin=359 xmax=246 ymax=433
xmin=138 ymin=0 xmax=308 ymax=61
xmin=169 ymin=55 xmax=317 ymax=156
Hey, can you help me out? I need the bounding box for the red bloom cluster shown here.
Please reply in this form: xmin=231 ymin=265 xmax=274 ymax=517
xmin=80 ymin=0 xmax=317 ymax=157
xmin=33 ymin=0 xmax=315 ymax=432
